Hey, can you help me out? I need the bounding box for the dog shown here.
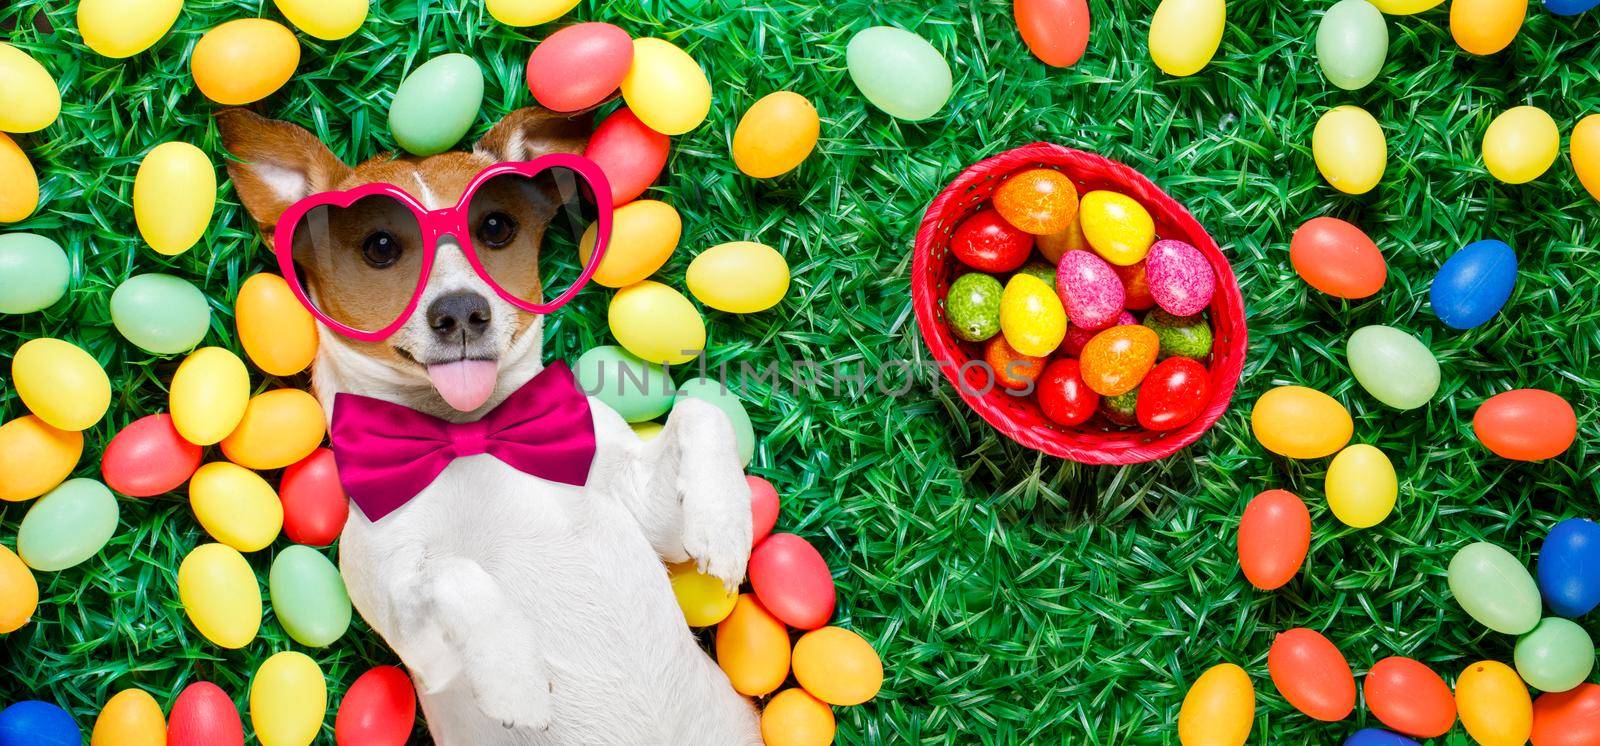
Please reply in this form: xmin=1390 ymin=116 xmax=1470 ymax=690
xmin=217 ymin=106 xmax=761 ymax=745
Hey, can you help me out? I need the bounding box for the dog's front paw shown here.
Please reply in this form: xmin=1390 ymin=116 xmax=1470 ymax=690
xmin=474 ymin=673 xmax=552 ymax=732
xmin=681 ymin=470 xmax=754 ymax=589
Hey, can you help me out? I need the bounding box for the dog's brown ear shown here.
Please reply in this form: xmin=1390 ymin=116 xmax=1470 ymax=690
xmin=216 ymin=108 xmax=352 ymax=233
xmin=474 ymin=106 xmax=593 ymax=163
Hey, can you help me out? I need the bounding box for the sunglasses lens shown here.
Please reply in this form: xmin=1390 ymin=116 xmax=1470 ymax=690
xmin=466 ymin=167 xmax=597 ymax=308
xmin=288 ymin=193 xmax=425 ymax=335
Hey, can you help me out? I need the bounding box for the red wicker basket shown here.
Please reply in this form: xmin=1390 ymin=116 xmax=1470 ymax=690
xmin=911 ymin=142 xmax=1248 ymax=465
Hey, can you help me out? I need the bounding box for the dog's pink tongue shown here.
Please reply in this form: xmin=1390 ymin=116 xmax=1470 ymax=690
xmin=427 ymin=360 xmax=499 ymax=412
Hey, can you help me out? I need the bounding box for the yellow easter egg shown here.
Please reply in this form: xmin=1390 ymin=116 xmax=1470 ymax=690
xmin=761 ymin=689 xmax=835 ymax=746
xmin=1482 ymin=106 xmax=1558 ymax=184
xmin=76 ymin=0 xmax=182 ymax=58
xmin=274 ymin=0 xmax=368 ymax=40
xmin=686 ymin=241 xmax=790 ymax=314
xmin=250 ymin=651 xmax=326 ymax=746
xmin=236 ymin=273 xmax=318 ymax=376
xmin=1325 ymin=443 xmax=1397 ymax=528
xmin=1149 ymin=0 xmax=1226 ymax=77
xmin=717 ymin=594 xmax=792 ymax=697
xmin=791 ymin=626 xmax=883 ymax=706
xmin=0 ymin=133 xmax=39 ymax=222
xmin=189 ymin=462 xmax=283 ymax=552
xmin=13 ymin=338 xmax=111 ymax=431
xmin=133 ymin=142 xmax=217 ymax=256
xmin=1575 ymin=114 xmax=1600 ymax=204
xmin=668 ymin=560 xmax=738 ymax=627
xmin=631 ymin=421 xmax=664 ymax=441
xmin=732 ymin=91 xmax=820 ymax=179
xmin=91 ymin=688 xmax=166 ymax=746
xmin=219 ymin=389 xmax=326 ymax=470
xmin=1037 ymin=219 xmax=1087 ymax=264
xmin=0 ymin=44 xmax=60 ymax=133
xmin=1078 ymin=191 xmax=1155 ymax=266
xmin=0 ymin=543 xmax=38 ymax=633
xmin=0 ymin=416 xmax=82 ymax=502
xmin=177 ymin=542 xmax=262 ymax=649
xmin=190 ymin=19 xmax=301 ymax=105
xmin=608 ymin=281 xmax=706 ymax=365
xmin=579 ymin=200 xmax=681 ymax=288
xmin=1451 ymin=0 xmax=1526 ymax=55
xmin=170 ymin=347 xmax=251 ymax=446
xmin=485 ymin=0 xmax=580 ymax=26
xmin=620 ymin=38 xmax=712 ymax=136
xmin=1178 ymin=663 xmax=1254 ymax=746
xmin=1313 ymin=105 xmax=1386 ymax=195
xmin=999 ymin=274 xmax=1067 ymax=357
xmin=1369 ymin=0 xmax=1444 ymax=11
xmin=1456 ymin=660 xmax=1531 ymax=746
xmin=1250 ymin=385 xmax=1352 ymax=459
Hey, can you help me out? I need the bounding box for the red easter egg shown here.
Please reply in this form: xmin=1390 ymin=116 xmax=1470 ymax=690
xmin=335 ymin=666 xmax=416 ymax=746
xmin=101 ymin=413 xmax=203 ymax=497
xmin=749 ymin=533 xmax=836 ymax=630
xmin=1135 ymin=357 xmax=1210 ymax=431
xmin=583 ymin=107 xmax=669 ymax=206
xmin=747 ymin=476 xmax=780 ymax=547
xmin=1112 ymin=260 xmax=1154 ymax=310
xmin=1036 ymin=359 xmax=1098 ymax=426
xmin=1062 ymin=311 xmax=1134 ymax=356
xmin=167 ymin=681 xmax=243 ymax=746
xmin=526 ymin=23 xmax=633 ymax=112
xmin=1237 ymin=489 xmax=1310 ymax=591
xmin=1473 ymin=389 xmax=1577 ymax=461
xmin=280 ymin=448 xmax=349 ymax=546
xmin=1268 ymin=628 xmax=1355 ymax=722
xmin=1290 ymin=217 xmax=1387 ymax=299
xmin=1533 ymin=683 xmax=1600 ymax=746
xmin=1013 ymin=0 xmax=1091 ymax=67
xmin=950 ymin=208 xmax=1033 ymax=273
xmin=1364 ymin=657 xmax=1457 ymax=738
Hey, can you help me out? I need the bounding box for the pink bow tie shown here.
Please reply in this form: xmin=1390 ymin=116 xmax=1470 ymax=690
xmin=329 ymin=362 xmax=596 ymax=521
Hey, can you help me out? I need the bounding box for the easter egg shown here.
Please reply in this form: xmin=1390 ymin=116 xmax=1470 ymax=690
xmin=190 ymin=462 xmax=284 ymax=552
xmin=17 ymin=478 xmax=119 ymax=571
xmin=0 ymin=233 xmax=68 ymax=313
xmin=526 ymin=22 xmax=633 ymax=113
xmin=585 ymin=108 xmax=669 ymax=206
xmin=575 ymin=345 xmax=675 ymax=423
xmin=1250 ymin=386 xmax=1352 ymax=459
xmin=0 ymin=133 xmax=38 ymax=222
xmin=1014 ymin=0 xmax=1091 ymax=67
xmin=0 ymin=543 xmax=38 ymax=633
xmin=995 ymin=169 xmax=1079 ymax=235
xmin=270 ymin=545 xmax=352 ymax=647
xmin=685 ymin=239 xmax=792 ymax=314
xmin=1532 ymin=684 xmax=1600 ymax=746
xmin=0 ymin=44 xmax=59 ymax=133
xmin=608 ymin=281 xmax=706 ymax=365
xmin=91 ymin=688 xmax=166 ymax=746
xmin=251 ymin=651 xmax=327 ymax=746
xmin=999 ymin=274 xmax=1067 ymax=357
xmin=1539 ymin=519 xmax=1600 ymax=618
xmin=0 ymin=415 xmax=81 ymax=502
xmin=219 ymin=388 xmax=326 ymax=470
xmin=1136 ymin=357 xmax=1209 ymax=431
xmin=1268 ymin=628 xmax=1355 ymax=721
xmin=1056 ymin=249 xmax=1125 ymax=330
xmin=1037 ymin=219 xmax=1087 ymax=264
xmin=631 ymin=421 xmax=663 ymax=440
xmin=1314 ymin=106 xmax=1386 ymax=194
xmin=845 ymin=26 xmax=953 ymax=121
xmin=274 ymin=0 xmax=367 ymax=40
xmin=389 ymin=54 xmax=483 ymax=156
xmin=1450 ymin=542 xmax=1542 ymax=634
xmin=110 ymin=273 xmax=212 ymax=353
xmin=1364 ymin=657 xmax=1457 ymax=738
xmin=1079 ymin=325 xmax=1159 ymax=397
xmin=717 ymin=594 xmax=791 ymax=696
xmin=1517 ymin=618 xmax=1595 ymax=693
xmin=748 ymin=476 xmax=779 ymax=546
xmin=1317 ymin=0 xmax=1388 ymax=90
xmin=0 ymin=701 xmax=78 ymax=746
xmin=15 ymin=338 xmax=110 ymax=431
xmin=1065 ymin=310 xmax=1136 ymax=356
xmin=1142 ymin=309 xmax=1212 ymax=360
xmin=77 ymin=0 xmax=182 ymax=58
xmin=1037 ymin=359 xmax=1099 ymax=426
xmin=1112 ymin=260 xmax=1155 ymax=310
xmin=985 ymin=336 xmax=1046 ymax=390
xmin=1177 ymin=663 xmax=1253 ymax=746
xmin=792 ymin=626 xmax=883 ymax=706
xmin=1145 ymin=239 xmax=1215 ymax=316
xmin=945 ymin=272 xmax=1003 ymax=342
xmin=1289 ymin=216 xmax=1386 ymax=298
xmin=749 ymin=533 xmax=835 ymax=630
xmin=1237 ymin=489 xmax=1310 ymax=591
xmin=1369 ymin=0 xmax=1444 ymax=11
xmin=761 ymin=689 xmax=834 ymax=746
xmin=178 ymin=543 xmax=262 ymax=649
xmin=1149 ymin=0 xmax=1226 ymax=77
xmin=1573 ymin=115 xmax=1600 ymax=203
xmin=1474 ymin=388 xmax=1576 ymax=461
xmin=170 ymin=347 xmax=252 ymax=446
xmin=578 ymin=199 xmax=680 ymax=285
xmin=191 ymin=19 xmax=300 ymax=105
xmin=950 ymin=209 xmax=1032 ymax=273
xmin=1483 ymin=106 xmax=1559 ymax=184
xmin=676 ymin=377 xmax=755 ymax=466
xmin=620 ymin=38 xmax=711 ymax=136
xmin=1325 ymin=444 xmax=1397 ymax=528
xmin=1078 ymin=191 xmax=1154 ymax=266
xmin=1451 ymin=0 xmax=1527 ymax=54
xmin=733 ymin=92 xmax=820 ymax=179
xmin=102 ymin=414 xmax=202 ymax=497
xmin=1346 ymin=325 xmax=1438 ymax=410
xmin=486 ymin=0 xmax=579 ymax=26
xmin=1456 ymin=660 xmax=1533 ymax=746
xmin=1101 ymin=388 xmax=1139 ymax=426
xmin=1431 ymin=238 xmax=1516 ymax=329
xmin=236 ymin=273 xmax=317 ymax=376
xmin=334 ymin=666 xmax=416 ymax=746
xmin=1544 ymin=0 xmax=1600 ymax=11
xmin=669 ymin=560 xmax=738 ymax=626
xmin=280 ymin=448 xmax=348 ymax=546
xmin=1344 ymin=730 xmax=1419 ymax=746
xmin=167 ymin=682 xmax=242 ymax=746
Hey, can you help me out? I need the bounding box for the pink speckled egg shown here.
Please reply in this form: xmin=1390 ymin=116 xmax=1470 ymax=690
xmin=1055 ymin=250 xmax=1125 ymax=330
xmin=1062 ymin=311 xmax=1136 ymax=356
xmin=1145 ymin=239 xmax=1215 ymax=316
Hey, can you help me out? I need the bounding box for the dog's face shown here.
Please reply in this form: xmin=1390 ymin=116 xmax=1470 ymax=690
xmin=218 ymin=108 xmax=591 ymax=413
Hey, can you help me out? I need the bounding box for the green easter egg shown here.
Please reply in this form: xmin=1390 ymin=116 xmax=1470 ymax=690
xmin=269 ymin=545 xmax=352 ymax=648
xmin=1143 ymin=309 xmax=1213 ymax=360
xmin=845 ymin=26 xmax=952 ymax=121
xmin=1316 ymin=0 xmax=1388 ymax=91
xmin=1015 ymin=263 xmax=1055 ymax=286
xmin=1102 ymin=387 xmax=1139 ymax=426
xmin=1347 ymin=324 xmax=1439 ymax=410
xmin=575 ymin=345 xmax=676 ymax=423
xmin=946 ymin=273 xmax=1002 ymax=342
xmin=17 ymin=478 xmax=119 ymax=571
xmin=675 ymin=377 xmax=754 ymax=466
xmin=110 ymin=273 xmax=212 ymax=354
xmin=0 ymin=233 xmax=69 ymax=314
xmin=389 ymin=53 xmax=485 ymax=156
xmin=1516 ymin=617 xmax=1595 ymax=692
xmin=1449 ymin=542 xmax=1541 ymax=635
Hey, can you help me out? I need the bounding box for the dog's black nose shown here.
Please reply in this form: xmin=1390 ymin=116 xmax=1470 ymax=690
xmin=427 ymin=291 xmax=491 ymax=341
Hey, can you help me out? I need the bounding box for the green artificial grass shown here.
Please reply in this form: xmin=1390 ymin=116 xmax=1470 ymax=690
xmin=2 ymin=0 xmax=1599 ymax=743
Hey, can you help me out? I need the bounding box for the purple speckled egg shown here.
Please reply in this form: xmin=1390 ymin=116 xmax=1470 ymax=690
xmin=1146 ymin=239 xmax=1215 ymax=316
xmin=1062 ymin=311 xmax=1136 ymax=356
xmin=1056 ymin=250 xmax=1125 ymax=330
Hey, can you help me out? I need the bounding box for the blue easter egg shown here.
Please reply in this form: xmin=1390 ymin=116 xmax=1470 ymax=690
xmin=1539 ymin=518 xmax=1600 ymax=617
xmin=1544 ymin=0 xmax=1598 ymax=15
xmin=0 ymin=701 xmax=79 ymax=746
xmin=1344 ymin=729 xmax=1418 ymax=746
xmin=1430 ymin=239 xmax=1516 ymax=330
